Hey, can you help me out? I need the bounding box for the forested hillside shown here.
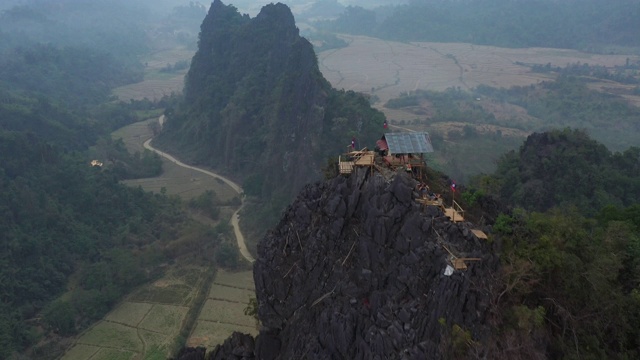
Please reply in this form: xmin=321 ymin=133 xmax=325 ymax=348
xmin=0 ymin=2 xmax=196 ymax=358
xmin=317 ymin=0 xmax=640 ymax=52
xmin=486 ymin=129 xmax=640 ymax=213
xmin=457 ymin=129 xmax=640 ymax=358
xmin=157 ymin=0 xmax=385 ymax=236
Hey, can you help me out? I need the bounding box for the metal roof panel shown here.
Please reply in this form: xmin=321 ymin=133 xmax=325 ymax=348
xmin=384 ymin=132 xmax=434 ymax=154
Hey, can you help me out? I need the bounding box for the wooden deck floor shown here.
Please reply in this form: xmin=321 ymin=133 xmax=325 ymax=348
xmin=444 ymin=208 xmax=464 ymax=222
xmin=339 ymin=161 xmax=354 ymax=174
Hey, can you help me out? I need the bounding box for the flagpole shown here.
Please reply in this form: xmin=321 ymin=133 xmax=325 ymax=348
xmin=451 ymin=182 xmax=456 ymax=222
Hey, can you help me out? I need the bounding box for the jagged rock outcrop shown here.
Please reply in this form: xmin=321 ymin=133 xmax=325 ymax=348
xmin=158 ymin=1 xmax=384 ymax=202
xmin=185 ymin=169 xmax=499 ymax=359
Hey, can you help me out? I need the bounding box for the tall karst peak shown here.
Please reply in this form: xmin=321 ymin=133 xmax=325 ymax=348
xmin=157 ymin=0 xmax=384 ymax=234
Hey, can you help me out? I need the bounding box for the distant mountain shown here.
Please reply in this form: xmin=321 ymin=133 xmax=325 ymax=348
xmin=157 ymin=0 xmax=384 ymax=232
xmin=316 ymin=0 xmax=640 ymax=52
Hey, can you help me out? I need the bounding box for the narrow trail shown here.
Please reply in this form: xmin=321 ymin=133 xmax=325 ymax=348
xmin=143 ymin=121 xmax=255 ymax=263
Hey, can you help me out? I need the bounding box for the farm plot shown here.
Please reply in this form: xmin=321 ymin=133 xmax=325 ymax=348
xmin=187 ymin=270 xmax=257 ymax=349
xmin=74 ymin=322 xmax=142 ymax=352
xmin=213 ymin=270 xmax=255 ymax=290
xmin=89 ymin=348 xmax=137 ymax=360
xmin=112 ymin=47 xmax=194 ymax=101
xmin=129 ymin=283 xmax=194 ymax=306
xmin=198 ymin=299 xmax=256 ymax=328
xmin=318 ymin=35 xmax=638 ymax=107
xmin=138 ymin=304 xmax=189 ymax=335
xmin=208 ymin=284 xmax=254 ymax=303
xmin=105 ymin=302 xmax=153 ymax=327
xmin=112 ymin=76 xmax=185 ymax=101
xmin=60 ymin=344 xmax=100 ymax=360
xmin=188 ymin=321 xmax=257 ymax=349
xmin=62 ymin=267 xmax=206 ymax=360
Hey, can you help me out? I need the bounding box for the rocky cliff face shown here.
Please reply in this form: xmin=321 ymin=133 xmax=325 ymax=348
xmin=194 ymin=168 xmax=500 ymax=359
xmin=158 ymin=0 xmax=383 ymax=201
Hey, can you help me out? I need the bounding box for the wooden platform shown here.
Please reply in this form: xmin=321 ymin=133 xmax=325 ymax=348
xmin=339 ymin=151 xmax=375 ymax=174
xmin=452 ymin=258 xmax=481 ymax=270
xmin=339 ymin=160 xmax=354 ymax=174
xmin=354 ymin=152 xmax=374 ymax=166
xmin=444 ymin=208 xmax=464 ymax=222
xmin=415 ymin=198 xmax=444 ymax=207
xmin=471 ymin=229 xmax=488 ymax=239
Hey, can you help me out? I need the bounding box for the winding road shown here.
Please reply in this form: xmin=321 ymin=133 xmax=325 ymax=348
xmin=143 ymin=133 xmax=255 ymax=263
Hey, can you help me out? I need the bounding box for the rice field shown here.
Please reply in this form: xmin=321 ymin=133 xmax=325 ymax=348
xmin=187 ymin=270 xmax=257 ymax=349
xmin=104 ymin=302 xmax=154 ymax=327
xmin=138 ymin=304 xmax=189 ymax=335
xmin=75 ymin=322 xmax=143 ymax=352
xmin=208 ymin=284 xmax=255 ymax=303
xmin=213 ymin=269 xmax=255 ymax=290
xmin=61 ymin=267 xmax=205 ymax=360
xmin=188 ymin=321 xmax=257 ymax=349
xmin=318 ymin=35 xmax=638 ymax=106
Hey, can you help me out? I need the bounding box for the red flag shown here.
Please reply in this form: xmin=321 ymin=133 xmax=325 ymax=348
xmin=451 ymin=181 xmax=456 ymax=192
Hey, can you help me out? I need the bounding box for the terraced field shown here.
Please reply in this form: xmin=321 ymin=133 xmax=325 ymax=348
xmin=187 ymin=270 xmax=258 ymax=350
xmin=62 ymin=111 xmax=255 ymax=359
xmin=62 ymin=267 xmax=208 ymax=360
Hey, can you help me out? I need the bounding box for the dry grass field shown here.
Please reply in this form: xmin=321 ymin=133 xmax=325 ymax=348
xmin=318 ymin=35 xmax=640 ymax=122
xmin=113 ymin=47 xmax=195 ymax=101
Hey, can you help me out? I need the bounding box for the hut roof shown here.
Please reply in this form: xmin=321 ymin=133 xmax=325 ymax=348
xmin=384 ymin=132 xmax=434 ymax=154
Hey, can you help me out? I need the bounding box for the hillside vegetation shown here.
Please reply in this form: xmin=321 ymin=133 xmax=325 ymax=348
xmin=317 ymin=0 xmax=640 ymax=53
xmin=0 ymin=3 xmax=203 ymax=358
xmin=446 ymin=129 xmax=640 ymax=358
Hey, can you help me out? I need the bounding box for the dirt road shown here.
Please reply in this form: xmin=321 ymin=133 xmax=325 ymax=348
xmin=143 ymin=137 xmax=255 ymax=263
